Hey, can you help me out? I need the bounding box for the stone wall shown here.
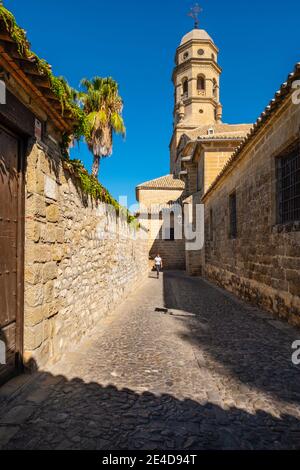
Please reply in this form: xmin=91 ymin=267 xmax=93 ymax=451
xmin=202 ymin=96 xmax=300 ymax=326
xmin=203 ymin=145 xmax=241 ymax=194
xmin=138 ymin=212 xmax=186 ymax=271
xmin=136 ymin=188 xmax=184 ymax=206
xmin=149 ymin=233 xmax=186 ymax=271
xmin=137 ymin=187 xmax=186 ymax=270
xmin=24 ymin=138 xmax=149 ymax=368
xmin=184 ymin=161 xmax=198 ymax=196
xmin=184 ymin=192 xmax=204 ymax=276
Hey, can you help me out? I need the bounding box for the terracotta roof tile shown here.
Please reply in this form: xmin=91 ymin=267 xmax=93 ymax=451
xmin=137 ymin=174 xmax=185 ymax=190
xmin=186 ymin=123 xmax=253 ymax=141
xmin=0 ymin=13 xmax=76 ymax=132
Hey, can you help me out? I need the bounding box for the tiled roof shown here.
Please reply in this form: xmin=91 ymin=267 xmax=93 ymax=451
xmin=137 ymin=174 xmax=185 ymax=190
xmin=0 ymin=10 xmax=76 ymax=133
xmin=198 ymin=131 xmax=252 ymax=140
xmin=202 ymin=63 xmax=300 ymax=201
xmin=186 ymin=123 xmax=253 ymax=141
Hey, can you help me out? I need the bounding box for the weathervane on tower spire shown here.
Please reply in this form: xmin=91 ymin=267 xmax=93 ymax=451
xmin=188 ymin=3 xmax=203 ymax=29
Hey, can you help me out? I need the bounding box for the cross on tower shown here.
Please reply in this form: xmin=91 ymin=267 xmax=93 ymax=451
xmin=187 ymin=3 xmax=203 ymax=29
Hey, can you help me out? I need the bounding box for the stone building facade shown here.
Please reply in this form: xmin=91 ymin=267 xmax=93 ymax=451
xmin=137 ymin=21 xmax=300 ymax=324
xmin=0 ymin=16 xmax=148 ymax=383
xmin=136 ymin=175 xmax=185 ymax=270
xmin=136 ymin=25 xmax=251 ymax=271
xmin=202 ymin=65 xmax=300 ymax=325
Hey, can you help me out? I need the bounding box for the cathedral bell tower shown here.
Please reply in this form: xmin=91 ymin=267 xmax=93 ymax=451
xmin=170 ymin=5 xmax=223 ymax=172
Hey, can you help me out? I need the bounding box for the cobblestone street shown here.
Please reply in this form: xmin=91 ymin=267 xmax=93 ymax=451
xmin=0 ymin=272 xmax=300 ymax=450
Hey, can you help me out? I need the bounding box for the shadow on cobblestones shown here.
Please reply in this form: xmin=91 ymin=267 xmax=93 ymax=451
xmin=1 ymin=272 xmax=300 ymax=450
xmin=163 ymin=272 xmax=300 ymax=408
xmin=1 ymin=370 xmax=300 ymax=450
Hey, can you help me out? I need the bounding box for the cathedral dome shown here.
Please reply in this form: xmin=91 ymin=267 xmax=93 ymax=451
xmin=180 ymin=29 xmax=214 ymax=45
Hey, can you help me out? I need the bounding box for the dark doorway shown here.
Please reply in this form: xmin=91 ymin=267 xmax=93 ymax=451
xmin=0 ymin=125 xmax=24 ymax=384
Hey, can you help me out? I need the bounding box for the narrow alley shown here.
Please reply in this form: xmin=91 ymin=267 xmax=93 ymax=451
xmin=0 ymin=272 xmax=299 ymax=450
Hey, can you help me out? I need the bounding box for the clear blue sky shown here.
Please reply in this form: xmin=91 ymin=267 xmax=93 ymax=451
xmin=5 ymin=0 xmax=300 ymax=206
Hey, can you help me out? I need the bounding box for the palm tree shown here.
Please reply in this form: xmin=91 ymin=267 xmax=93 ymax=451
xmin=79 ymin=77 xmax=126 ymax=178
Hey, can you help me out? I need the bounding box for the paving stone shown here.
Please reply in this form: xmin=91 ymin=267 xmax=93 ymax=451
xmin=0 ymin=426 xmax=20 ymax=448
xmin=1 ymin=272 xmax=300 ymax=449
xmin=26 ymin=387 xmax=52 ymax=404
xmin=0 ymin=404 xmax=36 ymax=425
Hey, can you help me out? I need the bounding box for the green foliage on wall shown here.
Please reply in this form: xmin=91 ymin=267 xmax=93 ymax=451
xmin=0 ymin=3 xmax=29 ymax=54
xmin=0 ymin=7 xmax=73 ymax=114
xmin=0 ymin=4 xmax=138 ymax=227
xmin=63 ymin=158 xmax=139 ymax=229
xmin=0 ymin=4 xmax=89 ymax=146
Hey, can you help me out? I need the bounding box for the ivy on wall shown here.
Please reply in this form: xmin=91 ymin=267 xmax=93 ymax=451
xmin=0 ymin=4 xmax=138 ymax=226
xmin=63 ymin=158 xmax=139 ymax=228
xmin=0 ymin=5 xmax=88 ymax=140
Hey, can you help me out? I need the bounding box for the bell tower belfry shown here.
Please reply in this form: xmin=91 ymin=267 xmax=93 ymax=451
xmin=170 ymin=5 xmax=223 ymax=173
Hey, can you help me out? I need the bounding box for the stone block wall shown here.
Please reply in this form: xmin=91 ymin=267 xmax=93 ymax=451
xmin=149 ymin=236 xmax=186 ymax=271
xmin=202 ymin=97 xmax=300 ymax=326
xmin=137 ymin=187 xmax=186 ymax=270
xmin=138 ymin=212 xmax=185 ymax=270
xmin=137 ymin=188 xmax=184 ymax=206
xmin=184 ymin=161 xmax=198 ymax=196
xmin=24 ymin=138 xmax=149 ymax=368
xmin=203 ymin=147 xmax=239 ymax=193
xmin=184 ymin=191 xmax=204 ymax=276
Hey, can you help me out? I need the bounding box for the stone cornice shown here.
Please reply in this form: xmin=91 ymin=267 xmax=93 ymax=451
xmin=181 ymin=96 xmax=219 ymax=107
xmin=176 ymin=39 xmax=219 ymax=55
xmin=172 ymin=59 xmax=222 ymax=82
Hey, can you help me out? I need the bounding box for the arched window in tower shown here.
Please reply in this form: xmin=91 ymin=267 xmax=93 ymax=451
xmin=197 ymin=75 xmax=205 ymax=93
xmin=213 ymin=79 xmax=218 ymax=99
xmin=182 ymin=78 xmax=188 ymax=98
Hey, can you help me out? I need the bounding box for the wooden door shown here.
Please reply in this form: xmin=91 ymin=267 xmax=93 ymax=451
xmin=0 ymin=126 xmax=24 ymax=384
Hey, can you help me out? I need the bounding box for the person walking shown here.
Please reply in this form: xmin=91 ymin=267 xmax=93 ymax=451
xmin=154 ymin=254 xmax=163 ymax=279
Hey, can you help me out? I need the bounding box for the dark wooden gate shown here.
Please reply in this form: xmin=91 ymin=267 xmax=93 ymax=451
xmin=0 ymin=125 xmax=24 ymax=384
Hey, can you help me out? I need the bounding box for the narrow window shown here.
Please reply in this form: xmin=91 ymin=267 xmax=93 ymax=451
xmin=197 ymin=75 xmax=205 ymax=91
xmin=277 ymin=141 xmax=300 ymax=224
xmin=182 ymin=79 xmax=188 ymax=98
xmin=164 ymin=226 xmax=175 ymax=241
xmin=229 ymin=191 xmax=237 ymax=238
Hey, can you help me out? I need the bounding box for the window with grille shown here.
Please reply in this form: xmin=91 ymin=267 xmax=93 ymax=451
xmin=229 ymin=191 xmax=237 ymax=239
xmin=277 ymin=141 xmax=300 ymax=224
